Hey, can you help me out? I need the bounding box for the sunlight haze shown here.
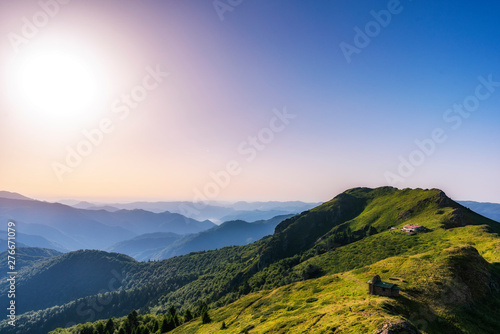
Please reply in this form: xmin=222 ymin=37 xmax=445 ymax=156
xmin=1 ymin=0 xmax=499 ymax=203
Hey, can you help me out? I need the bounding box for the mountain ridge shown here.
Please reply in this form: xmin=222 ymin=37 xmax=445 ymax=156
xmin=458 ymin=200 xmax=500 ymax=222
xmin=1 ymin=187 xmax=499 ymax=333
xmin=0 ymin=191 xmax=33 ymax=201
xmin=0 ymin=197 xmax=215 ymax=251
xmin=150 ymin=214 xmax=294 ymax=261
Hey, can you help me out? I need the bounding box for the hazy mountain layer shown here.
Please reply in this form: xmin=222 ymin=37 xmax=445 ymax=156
xmin=458 ymin=200 xmax=500 ymax=222
xmin=0 ymin=195 xmax=215 ymax=251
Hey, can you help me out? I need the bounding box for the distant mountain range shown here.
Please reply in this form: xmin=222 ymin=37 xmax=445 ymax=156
xmin=0 ymin=190 xmax=33 ymax=201
xmin=107 ymin=214 xmax=294 ymax=261
xmin=458 ymin=201 xmax=500 ymax=222
xmin=150 ymin=214 xmax=294 ymax=260
xmin=74 ymin=208 xmax=215 ymax=235
xmin=1 ymin=192 xmax=497 ymax=256
xmin=0 ymin=192 xmax=316 ymax=256
xmin=61 ymin=199 xmax=319 ymax=223
xmin=0 ymin=193 xmax=216 ymax=251
xmin=0 ymin=230 xmax=67 ymax=252
xmin=105 ymin=232 xmax=182 ymax=260
xmin=0 ymin=197 xmax=133 ymax=250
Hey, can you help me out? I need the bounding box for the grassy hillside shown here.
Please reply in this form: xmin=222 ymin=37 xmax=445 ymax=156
xmin=53 ymin=230 xmax=500 ymax=333
xmin=170 ymin=243 xmax=500 ymax=334
xmin=4 ymin=187 xmax=499 ymax=333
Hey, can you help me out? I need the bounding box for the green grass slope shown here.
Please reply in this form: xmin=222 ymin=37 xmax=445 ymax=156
xmin=170 ymin=243 xmax=500 ymax=334
xmin=17 ymin=187 xmax=500 ymax=333
xmin=55 ymin=239 xmax=499 ymax=333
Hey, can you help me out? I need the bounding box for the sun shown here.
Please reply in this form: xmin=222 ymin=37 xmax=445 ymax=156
xmin=7 ymin=39 xmax=108 ymax=129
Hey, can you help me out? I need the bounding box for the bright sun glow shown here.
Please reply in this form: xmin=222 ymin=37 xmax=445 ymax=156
xmin=8 ymin=40 xmax=108 ymax=129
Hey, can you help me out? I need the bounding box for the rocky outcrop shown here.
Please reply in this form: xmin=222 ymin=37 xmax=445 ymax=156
xmin=441 ymin=208 xmax=467 ymax=229
xmin=435 ymin=190 xmax=452 ymax=207
xmin=374 ymin=320 xmax=419 ymax=334
xmin=442 ymin=246 xmax=491 ymax=305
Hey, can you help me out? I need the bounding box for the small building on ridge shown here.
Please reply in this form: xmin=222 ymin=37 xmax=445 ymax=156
xmin=401 ymin=224 xmax=426 ymax=233
xmin=367 ymin=274 xmax=400 ymax=297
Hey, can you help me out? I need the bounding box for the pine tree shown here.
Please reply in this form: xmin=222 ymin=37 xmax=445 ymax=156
xmin=168 ymin=306 xmax=179 ymax=327
xmin=80 ymin=324 xmax=95 ymax=334
xmin=160 ymin=316 xmax=169 ymax=332
xmin=123 ymin=319 xmax=132 ymax=334
xmin=105 ymin=318 xmax=115 ymax=334
xmin=367 ymin=225 xmax=378 ymax=236
xmin=197 ymin=301 xmax=209 ymax=317
xmin=151 ymin=319 xmax=159 ymax=332
xmin=128 ymin=310 xmax=139 ymax=329
xmin=184 ymin=309 xmax=193 ymax=322
xmin=168 ymin=305 xmax=176 ymax=317
xmin=95 ymin=322 xmax=105 ymax=334
xmin=201 ymin=309 xmax=211 ymax=324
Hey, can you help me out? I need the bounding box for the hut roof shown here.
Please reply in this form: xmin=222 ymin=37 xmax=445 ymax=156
xmin=368 ymin=280 xmax=400 ymax=290
xmin=403 ymin=224 xmax=422 ymax=229
xmin=367 ymin=274 xmax=400 ymax=290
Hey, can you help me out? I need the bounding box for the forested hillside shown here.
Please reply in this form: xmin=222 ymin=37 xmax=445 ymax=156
xmin=1 ymin=187 xmax=498 ymax=333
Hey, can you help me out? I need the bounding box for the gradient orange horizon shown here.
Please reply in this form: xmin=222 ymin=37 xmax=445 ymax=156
xmin=1 ymin=1 xmax=499 ymax=205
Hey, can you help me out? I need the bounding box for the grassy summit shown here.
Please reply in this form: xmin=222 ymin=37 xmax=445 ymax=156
xmin=166 ymin=188 xmax=500 ymax=333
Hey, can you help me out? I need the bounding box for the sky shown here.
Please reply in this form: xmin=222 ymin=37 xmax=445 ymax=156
xmin=0 ymin=0 xmax=499 ymax=203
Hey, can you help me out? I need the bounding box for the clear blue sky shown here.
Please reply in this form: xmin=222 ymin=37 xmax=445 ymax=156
xmin=0 ymin=0 xmax=499 ymax=202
